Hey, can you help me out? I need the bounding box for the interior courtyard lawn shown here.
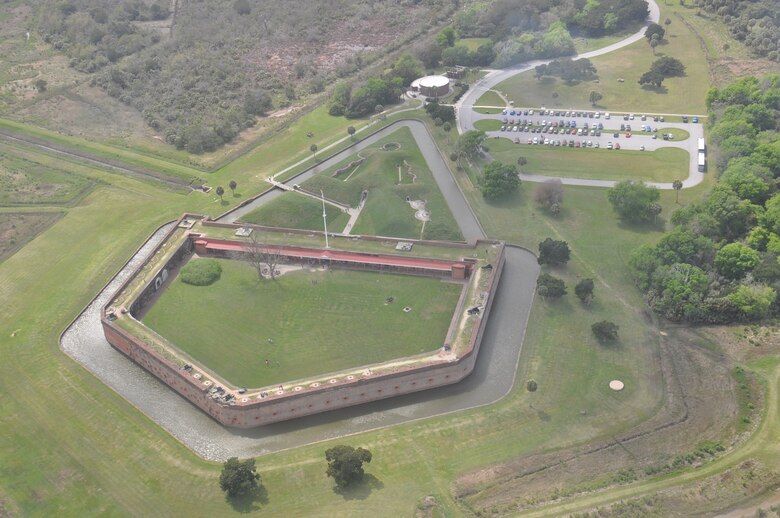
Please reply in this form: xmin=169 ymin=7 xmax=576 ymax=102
xmin=489 ymin=139 xmax=688 ymax=183
xmin=143 ymin=259 xmax=463 ymax=388
xmin=300 ymin=126 xmax=463 ymax=241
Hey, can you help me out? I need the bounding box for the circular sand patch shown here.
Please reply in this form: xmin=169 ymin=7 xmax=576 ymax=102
xmin=609 ymin=380 xmax=625 ymax=391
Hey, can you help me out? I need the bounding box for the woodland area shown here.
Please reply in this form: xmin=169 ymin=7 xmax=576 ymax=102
xmin=698 ymin=0 xmax=780 ymax=62
xmin=630 ymin=75 xmax=780 ymax=324
xmin=38 ymin=0 xmax=454 ymax=153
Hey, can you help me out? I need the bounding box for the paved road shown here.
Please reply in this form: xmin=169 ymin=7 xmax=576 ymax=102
xmin=481 ymin=110 xmax=705 ymax=188
xmin=223 ymin=119 xmax=486 ymax=241
xmin=60 ymin=118 xmax=541 ymax=460
xmin=455 ymin=0 xmax=661 ymax=135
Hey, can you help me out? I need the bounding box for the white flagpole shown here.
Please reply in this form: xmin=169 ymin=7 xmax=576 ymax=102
xmin=321 ymin=190 xmax=329 ymax=249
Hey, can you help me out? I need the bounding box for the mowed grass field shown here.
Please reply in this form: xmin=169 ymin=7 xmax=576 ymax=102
xmin=240 ymin=193 xmax=350 ymax=232
xmin=496 ymin=4 xmax=710 ymax=114
xmin=489 ymin=138 xmax=689 ymax=182
xmin=0 ymin=151 xmax=94 ymax=206
xmin=143 ymin=260 xmax=462 ymax=388
xmin=475 ymin=90 xmax=505 ymax=107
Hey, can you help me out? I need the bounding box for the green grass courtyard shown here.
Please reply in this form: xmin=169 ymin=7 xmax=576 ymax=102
xmin=143 ymin=259 xmax=463 ymax=388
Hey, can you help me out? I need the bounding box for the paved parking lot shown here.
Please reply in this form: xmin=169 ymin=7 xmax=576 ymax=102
xmin=476 ymin=107 xmax=706 ymax=188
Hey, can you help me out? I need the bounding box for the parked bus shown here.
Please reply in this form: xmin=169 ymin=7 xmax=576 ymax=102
xmin=697 ymin=137 xmax=706 ymax=153
xmin=698 ymin=152 xmax=706 ymax=172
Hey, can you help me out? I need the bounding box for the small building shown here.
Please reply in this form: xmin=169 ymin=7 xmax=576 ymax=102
xmin=410 ymin=75 xmax=450 ymax=98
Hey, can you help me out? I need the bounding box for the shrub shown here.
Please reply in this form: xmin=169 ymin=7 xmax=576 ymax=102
xmin=180 ymin=259 xmax=222 ymax=286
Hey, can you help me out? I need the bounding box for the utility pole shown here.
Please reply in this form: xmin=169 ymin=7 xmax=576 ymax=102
xmin=321 ymin=190 xmax=329 ymax=249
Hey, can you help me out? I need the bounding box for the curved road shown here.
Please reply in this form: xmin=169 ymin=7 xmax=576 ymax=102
xmin=455 ymin=0 xmax=661 ymax=134
xmin=60 ymin=119 xmax=540 ymax=460
xmin=452 ymin=0 xmax=712 ymax=189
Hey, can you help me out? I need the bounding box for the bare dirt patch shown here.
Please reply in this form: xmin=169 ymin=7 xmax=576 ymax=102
xmin=0 ymin=212 xmax=63 ymax=263
xmin=454 ymin=327 xmax=745 ymax=515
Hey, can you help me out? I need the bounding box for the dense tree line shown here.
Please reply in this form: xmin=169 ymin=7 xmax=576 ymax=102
xmin=698 ymin=0 xmax=780 ymax=62
xmin=629 ymin=75 xmax=780 ymax=324
xmin=38 ymin=0 xmax=167 ymax=72
xmin=535 ymin=58 xmax=597 ymax=82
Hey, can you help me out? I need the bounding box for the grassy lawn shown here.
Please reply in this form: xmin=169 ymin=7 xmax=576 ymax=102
xmin=474 ymin=106 xmax=503 ymax=114
xmin=659 ymin=127 xmax=690 ymax=140
xmin=143 ymin=260 xmax=462 ymax=388
xmin=0 ymin=210 xmax=63 ymax=262
xmin=475 ymin=90 xmax=505 ymax=107
xmin=474 ymin=119 xmax=503 ymax=131
xmin=284 ymin=127 xmax=464 ymax=241
xmin=0 ymin=151 xmax=94 ymax=206
xmin=488 ymin=138 xmax=689 ymax=182
xmin=495 ymin=5 xmax=710 ymax=114
xmin=240 ymin=193 xmax=350 ymax=232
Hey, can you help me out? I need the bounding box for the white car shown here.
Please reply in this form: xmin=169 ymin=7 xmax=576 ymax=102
xmin=533 ymin=137 xmax=538 ymax=144
xmin=640 ymin=145 xmax=645 ymax=151
xmin=629 ymin=113 xmax=635 ymax=120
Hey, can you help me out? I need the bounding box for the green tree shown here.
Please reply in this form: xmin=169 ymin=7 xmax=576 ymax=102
xmin=650 ymin=56 xmax=686 ymax=77
xmin=228 ymin=180 xmax=237 ymax=195
xmin=536 ymin=273 xmax=566 ymax=299
xmin=456 ymin=130 xmax=486 ymax=161
xmin=575 ymin=278 xmax=595 ymax=305
xmin=35 ymin=79 xmax=47 ymax=92
xmin=607 ymin=180 xmax=661 ymax=223
xmin=726 ymin=284 xmax=776 ymax=320
xmin=673 ymin=179 xmax=683 ymax=203
xmin=481 ymin=161 xmax=520 ymax=200
xmin=644 ymin=22 xmax=665 ymax=41
xmin=310 ymin=144 xmax=318 ymax=159
xmin=442 ymin=121 xmax=452 ymax=143
xmin=538 ymin=238 xmax=571 ymax=265
xmin=436 ymin=26 xmax=456 ymax=48
xmin=592 ymin=321 xmax=619 ymax=342
xmin=650 ymin=35 xmax=659 ymax=55
xmin=219 ymin=457 xmax=260 ymax=497
xmin=347 ymin=126 xmax=356 ymax=139
xmin=664 ymin=17 xmax=672 ymax=36
xmin=638 ymin=70 xmax=665 ymax=88
xmin=589 ymin=90 xmax=602 ymax=106
xmin=215 ymin=186 xmax=225 ymax=202
xmin=715 ymin=242 xmax=760 ymax=279
xmin=325 ymin=445 xmax=372 ymax=489
xmin=391 ymin=54 xmax=424 ymax=85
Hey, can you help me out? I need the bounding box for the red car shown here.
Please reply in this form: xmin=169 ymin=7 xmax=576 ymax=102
xmin=615 ymin=143 xmax=621 ymax=149
xmin=625 ymin=132 xmax=631 ymax=138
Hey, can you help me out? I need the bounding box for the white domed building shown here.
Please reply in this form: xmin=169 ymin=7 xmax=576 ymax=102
xmin=410 ymin=75 xmax=450 ymax=98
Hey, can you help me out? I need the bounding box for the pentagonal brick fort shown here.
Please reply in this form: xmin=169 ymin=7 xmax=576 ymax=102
xmin=102 ymin=214 xmax=505 ymax=428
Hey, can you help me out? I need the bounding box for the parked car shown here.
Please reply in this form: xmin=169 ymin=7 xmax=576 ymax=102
xmin=615 ymin=143 xmax=621 ymax=149
xmin=682 ymin=116 xmax=688 ymax=123
xmin=613 ymin=132 xmax=620 ymax=138
xmin=607 ymin=142 xmax=613 ymax=149
xmin=693 ymin=117 xmax=699 ymax=123
xmin=626 ymin=132 xmax=631 ymax=138
xmin=640 ymin=145 xmax=645 ymax=151
xmin=652 ymin=134 xmax=657 ymax=139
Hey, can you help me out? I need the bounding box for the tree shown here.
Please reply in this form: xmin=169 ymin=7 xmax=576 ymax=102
xmin=436 ymin=26 xmax=456 ymax=48
xmin=664 ymin=17 xmax=672 ymax=36
xmin=517 ymin=156 xmax=528 ymax=168
xmin=638 ymin=70 xmax=665 ymax=88
xmin=374 ymin=104 xmax=384 ymax=114
xmin=650 ymin=35 xmax=659 ymax=55
xmin=537 ymin=238 xmax=571 ymax=265
xmin=715 ymin=242 xmax=760 ymax=280
xmin=673 ymin=179 xmax=683 ymax=203
xmin=650 ymin=56 xmax=686 ymax=77
xmin=310 ymin=144 xmax=318 ymax=159
xmin=246 ymin=231 xmax=282 ymax=281
xmin=648 ymin=202 xmax=662 ymax=224
xmin=526 ymin=379 xmax=538 ymax=392
xmin=347 ymin=126 xmax=356 ymax=140
xmin=589 ymin=90 xmax=602 ymax=107
xmin=575 ymin=278 xmax=595 ymax=305
xmin=229 ymin=180 xmax=237 ymax=195
xmin=607 ymin=180 xmax=661 ymax=223
xmin=536 ymin=273 xmax=566 ymax=299
xmin=645 ymin=22 xmax=665 ymax=41
xmin=534 ymin=179 xmax=564 ymax=212
xmin=456 ymin=130 xmax=486 ymax=161
xmin=34 ymin=79 xmax=47 ymax=92
xmin=592 ymin=321 xmax=619 ymax=342
xmin=481 ymin=161 xmax=520 ymax=200
xmin=442 ymin=121 xmax=452 ymax=143
xmin=325 ymin=445 xmax=372 ymax=489
xmin=219 ymin=457 xmax=260 ymax=497
xmin=391 ymin=54 xmax=424 ymax=85
xmin=215 ymin=186 xmax=225 ymax=202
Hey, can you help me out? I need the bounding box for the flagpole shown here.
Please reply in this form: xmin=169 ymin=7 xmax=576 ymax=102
xmin=321 ymin=190 xmax=329 ymax=249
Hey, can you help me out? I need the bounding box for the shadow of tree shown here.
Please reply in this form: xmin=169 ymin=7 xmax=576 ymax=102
xmin=333 ymin=474 xmax=384 ymax=500
xmin=226 ymin=485 xmax=269 ymax=513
